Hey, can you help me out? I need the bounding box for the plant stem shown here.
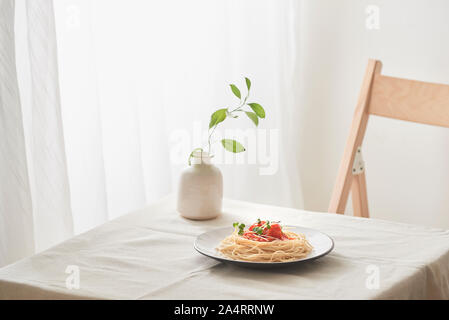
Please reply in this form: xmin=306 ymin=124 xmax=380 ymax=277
xmin=205 ymin=89 xmax=250 ymax=154
xmin=207 ymin=125 xmax=218 ymax=154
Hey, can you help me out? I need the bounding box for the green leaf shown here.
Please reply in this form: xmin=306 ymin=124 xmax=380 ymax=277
xmin=248 ymin=103 xmax=265 ymax=119
xmin=245 ymin=111 xmax=259 ymax=126
xmin=221 ymin=139 xmax=246 ymax=153
xmin=245 ymin=77 xmax=251 ymax=90
xmin=230 ymin=84 xmax=241 ymax=99
xmin=209 ymin=108 xmax=227 ymax=129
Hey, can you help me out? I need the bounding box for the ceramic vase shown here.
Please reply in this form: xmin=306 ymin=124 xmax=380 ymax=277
xmin=177 ymin=151 xmax=222 ymax=220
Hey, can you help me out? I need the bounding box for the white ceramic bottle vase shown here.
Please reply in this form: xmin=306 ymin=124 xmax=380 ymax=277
xmin=177 ymin=151 xmax=223 ymax=220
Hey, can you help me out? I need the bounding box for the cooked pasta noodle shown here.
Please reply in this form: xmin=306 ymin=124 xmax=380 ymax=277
xmin=217 ymin=229 xmax=313 ymax=263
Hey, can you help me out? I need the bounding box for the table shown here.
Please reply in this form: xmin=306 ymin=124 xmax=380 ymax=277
xmin=1 ymin=195 xmax=449 ymax=299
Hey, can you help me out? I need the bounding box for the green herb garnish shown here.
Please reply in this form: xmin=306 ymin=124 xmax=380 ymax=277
xmin=233 ymin=222 xmax=246 ymax=235
xmin=252 ymin=220 xmax=271 ymax=235
xmin=253 ymin=226 xmax=264 ymax=235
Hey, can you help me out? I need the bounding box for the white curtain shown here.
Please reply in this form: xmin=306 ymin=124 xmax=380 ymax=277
xmin=0 ymin=0 xmax=304 ymax=266
xmin=1 ymin=0 xmax=73 ymax=266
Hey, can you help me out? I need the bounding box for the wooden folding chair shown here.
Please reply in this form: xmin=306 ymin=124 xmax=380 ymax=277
xmin=328 ymin=59 xmax=449 ymax=218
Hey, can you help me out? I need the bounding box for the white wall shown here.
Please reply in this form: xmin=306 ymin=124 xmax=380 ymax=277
xmin=298 ymin=0 xmax=449 ymax=228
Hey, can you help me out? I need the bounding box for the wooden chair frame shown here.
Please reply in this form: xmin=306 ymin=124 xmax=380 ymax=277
xmin=328 ymin=59 xmax=449 ymax=218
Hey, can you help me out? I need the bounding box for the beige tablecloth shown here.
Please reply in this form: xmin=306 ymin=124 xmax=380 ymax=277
xmin=1 ymin=196 xmax=449 ymax=299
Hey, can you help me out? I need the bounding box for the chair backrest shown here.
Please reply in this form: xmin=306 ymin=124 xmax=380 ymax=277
xmin=328 ymin=59 xmax=449 ymax=218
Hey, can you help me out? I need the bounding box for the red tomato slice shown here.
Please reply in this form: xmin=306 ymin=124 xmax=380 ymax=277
xmin=244 ymin=221 xmax=292 ymax=242
xmin=248 ymin=221 xmax=266 ymax=231
xmin=265 ymin=224 xmax=284 ymax=240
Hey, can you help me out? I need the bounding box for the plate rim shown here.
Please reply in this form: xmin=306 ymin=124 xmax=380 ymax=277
xmin=194 ymin=225 xmax=334 ymax=265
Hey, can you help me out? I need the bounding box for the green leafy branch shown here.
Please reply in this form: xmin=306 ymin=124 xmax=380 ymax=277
xmin=189 ymin=77 xmax=266 ymax=165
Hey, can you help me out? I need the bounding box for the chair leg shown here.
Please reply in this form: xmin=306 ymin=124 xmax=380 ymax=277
xmin=328 ymin=59 xmax=380 ymax=214
xmin=351 ymin=172 xmax=369 ymax=218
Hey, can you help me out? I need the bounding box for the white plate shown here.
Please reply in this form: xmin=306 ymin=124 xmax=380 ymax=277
xmin=194 ymin=226 xmax=334 ymax=268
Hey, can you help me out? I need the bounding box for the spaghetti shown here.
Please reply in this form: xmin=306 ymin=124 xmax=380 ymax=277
xmin=217 ymin=219 xmax=313 ymax=262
